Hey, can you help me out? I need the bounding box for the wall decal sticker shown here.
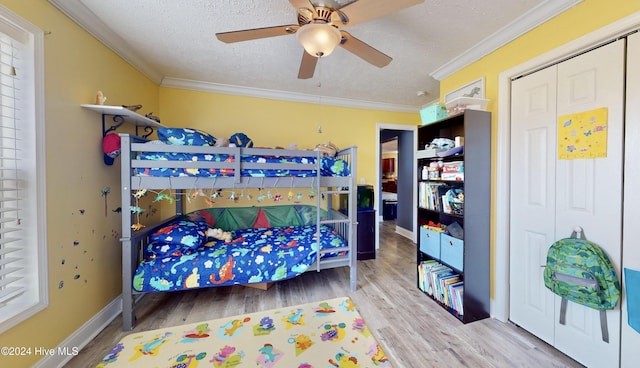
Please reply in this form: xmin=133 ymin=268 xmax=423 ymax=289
xmin=102 ymin=187 xmax=111 ymax=217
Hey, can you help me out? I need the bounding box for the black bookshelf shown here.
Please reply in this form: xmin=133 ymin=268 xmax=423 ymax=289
xmin=416 ymin=110 xmax=491 ymax=323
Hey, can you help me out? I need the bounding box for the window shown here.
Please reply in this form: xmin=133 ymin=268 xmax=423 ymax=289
xmin=0 ymin=5 xmax=47 ymax=333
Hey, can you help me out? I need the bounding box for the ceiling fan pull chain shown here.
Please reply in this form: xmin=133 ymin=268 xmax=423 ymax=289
xmin=317 ymin=59 xmax=324 ymax=134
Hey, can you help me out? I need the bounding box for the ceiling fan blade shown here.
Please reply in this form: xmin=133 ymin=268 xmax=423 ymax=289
xmin=339 ymin=31 xmax=392 ymax=68
xmin=298 ymin=51 xmax=318 ymax=79
xmin=336 ymin=0 xmax=424 ymax=27
xmin=289 ymin=0 xmax=318 ymax=19
xmin=216 ymin=25 xmax=299 ymax=43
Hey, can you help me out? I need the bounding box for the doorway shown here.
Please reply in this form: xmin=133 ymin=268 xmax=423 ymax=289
xmin=376 ymin=123 xmax=417 ymax=249
xmin=381 ymin=137 xmax=398 ymax=223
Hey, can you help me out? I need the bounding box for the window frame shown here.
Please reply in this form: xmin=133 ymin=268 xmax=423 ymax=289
xmin=0 ymin=4 xmax=47 ymax=334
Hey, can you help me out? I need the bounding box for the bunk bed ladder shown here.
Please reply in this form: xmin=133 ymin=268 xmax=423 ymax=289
xmin=119 ymin=134 xmax=136 ymax=331
xmin=315 ymin=147 xmax=358 ymax=292
xmin=315 ymin=156 xmax=323 ymax=274
xmin=345 ymin=145 xmax=358 ymax=292
xmin=317 ymin=186 xmax=352 ymax=264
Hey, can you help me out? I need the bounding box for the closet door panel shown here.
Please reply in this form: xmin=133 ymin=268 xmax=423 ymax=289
xmin=555 ymin=39 xmax=624 ymax=368
xmin=509 ymin=65 xmax=557 ymax=344
xmin=622 ymin=31 xmax=640 ymax=368
xmin=558 ymin=160 xmax=595 ymax=213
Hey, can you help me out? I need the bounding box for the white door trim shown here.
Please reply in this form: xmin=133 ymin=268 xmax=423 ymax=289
xmin=495 ymin=10 xmax=640 ymax=322
xmin=376 ymin=123 xmax=418 ymax=245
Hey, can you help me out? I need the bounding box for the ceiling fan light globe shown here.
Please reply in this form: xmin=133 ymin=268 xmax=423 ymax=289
xmin=296 ymin=23 xmax=341 ymax=58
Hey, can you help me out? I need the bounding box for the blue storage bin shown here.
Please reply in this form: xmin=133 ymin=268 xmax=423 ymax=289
xmin=420 ymin=104 xmax=448 ymax=125
xmin=419 ymin=227 xmax=441 ymax=259
xmin=440 ymin=233 xmax=464 ymax=271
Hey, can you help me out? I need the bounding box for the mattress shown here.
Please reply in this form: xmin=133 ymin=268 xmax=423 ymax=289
xmin=134 ymin=152 xmax=350 ymax=178
xmin=133 ymin=224 xmax=347 ymax=292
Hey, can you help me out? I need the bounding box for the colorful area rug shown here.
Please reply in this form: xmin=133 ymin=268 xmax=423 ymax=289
xmin=97 ymin=297 xmax=392 ymax=367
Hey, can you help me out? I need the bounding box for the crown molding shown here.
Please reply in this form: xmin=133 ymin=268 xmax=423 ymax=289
xmin=161 ymin=77 xmax=419 ymax=113
xmin=430 ymin=0 xmax=583 ymax=81
xmin=48 ymin=0 xmax=164 ymax=83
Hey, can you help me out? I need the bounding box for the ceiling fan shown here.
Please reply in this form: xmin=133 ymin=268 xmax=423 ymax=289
xmin=215 ymin=0 xmax=424 ymax=79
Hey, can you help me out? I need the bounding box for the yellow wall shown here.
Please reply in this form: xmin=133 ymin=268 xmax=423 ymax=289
xmin=158 ymin=87 xmax=418 ymax=187
xmin=0 ymin=1 xmax=160 ymax=366
xmin=156 ymin=88 xmax=417 ymax=214
xmin=439 ymin=0 xmax=640 ymax=298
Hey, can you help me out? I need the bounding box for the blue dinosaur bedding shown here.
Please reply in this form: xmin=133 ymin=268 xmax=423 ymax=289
xmin=133 ymin=224 xmax=347 ymax=292
xmin=135 ymin=152 xmax=350 ymax=177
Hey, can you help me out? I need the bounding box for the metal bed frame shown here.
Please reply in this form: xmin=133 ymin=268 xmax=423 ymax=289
xmin=118 ymin=134 xmax=358 ymax=330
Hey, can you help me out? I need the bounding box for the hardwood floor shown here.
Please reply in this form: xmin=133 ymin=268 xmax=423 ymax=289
xmin=66 ymin=220 xmax=583 ymax=368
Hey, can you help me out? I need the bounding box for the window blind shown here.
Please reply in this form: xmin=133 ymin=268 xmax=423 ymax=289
xmin=0 ymin=33 xmax=24 ymax=306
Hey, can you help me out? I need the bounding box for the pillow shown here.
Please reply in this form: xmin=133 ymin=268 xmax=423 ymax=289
xmin=157 ymin=128 xmax=216 ymax=146
xmin=145 ymin=241 xmax=192 ymax=259
xmin=321 ymin=156 xmax=350 ymax=176
xmin=149 ymin=220 xmax=207 ymax=250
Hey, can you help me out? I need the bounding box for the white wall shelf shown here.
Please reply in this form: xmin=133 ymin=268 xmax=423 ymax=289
xmin=81 ymin=104 xmax=165 ymax=137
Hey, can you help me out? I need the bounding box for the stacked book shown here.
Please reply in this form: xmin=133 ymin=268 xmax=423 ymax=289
xmin=418 ymin=260 xmax=464 ymax=316
xmin=418 ymin=182 xmax=445 ymax=210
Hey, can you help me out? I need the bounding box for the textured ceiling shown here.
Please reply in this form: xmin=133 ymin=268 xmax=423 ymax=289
xmin=51 ymin=0 xmax=576 ymax=111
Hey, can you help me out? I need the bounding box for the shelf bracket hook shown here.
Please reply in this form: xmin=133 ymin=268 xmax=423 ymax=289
xmin=102 ymin=114 xmax=125 ymax=137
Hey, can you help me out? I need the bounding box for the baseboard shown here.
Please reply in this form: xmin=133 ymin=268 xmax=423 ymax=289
xmin=33 ymin=296 xmax=122 ymax=368
xmin=395 ymin=225 xmax=414 ymax=241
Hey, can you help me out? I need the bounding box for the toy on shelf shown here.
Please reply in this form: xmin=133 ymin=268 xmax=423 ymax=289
xmin=95 ymin=90 xmax=107 ymax=105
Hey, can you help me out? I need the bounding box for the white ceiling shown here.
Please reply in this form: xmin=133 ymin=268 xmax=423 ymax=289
xmin=49 ymin=0 xmax=580 ymax=112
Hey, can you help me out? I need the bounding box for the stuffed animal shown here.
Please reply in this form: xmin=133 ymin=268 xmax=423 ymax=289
xmin=230 ymin=132 xmax=253 ymax=148
xmin=314 ymin=142 xmax=338 ymax=157
xmin=207 ymin=228 xmax=232 ymax=243
xmin=214 ymin=137 xmax=229 ymax=147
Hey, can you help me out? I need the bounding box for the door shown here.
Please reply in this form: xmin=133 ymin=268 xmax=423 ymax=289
xmin=509 ymin=65 xmax=557 ymax=344
xmin=621 ymin=31 xmax=640 ymax=367
xmin=510 ymin=40 xmax=624 ymax=367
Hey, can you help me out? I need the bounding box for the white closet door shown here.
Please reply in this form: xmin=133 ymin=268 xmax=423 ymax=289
xmin=622 ymin=31 xmax=640 ymax=367
xmin=510 ymin=39 xmax=624 ymax=368
xmin=509 ymin=65 xmax=558 ymax=345
xmin=553 ymin=39 xmax=624 ymax=368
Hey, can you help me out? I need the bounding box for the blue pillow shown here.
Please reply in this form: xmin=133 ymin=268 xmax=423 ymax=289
xmin=158 ymin=128 xmax=216 ymax=146
xmin=145 ymin=241 xmax=193 ymax=259
xmin=321 ymin=157 xmax=350 ymax=176
xmin=149 ymin=220 xmax=207 ymax=250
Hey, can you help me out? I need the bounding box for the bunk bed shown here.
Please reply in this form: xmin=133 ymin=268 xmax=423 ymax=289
xmin=119 ymin=133 xmax=358 ymax=331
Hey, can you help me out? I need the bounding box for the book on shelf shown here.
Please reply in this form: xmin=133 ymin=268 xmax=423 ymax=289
xmin=438 ymin=274 xmax=461 ymax=305
xmin=447 ymin=280 xmax=464 ymax=312
xmin=418 ymin=260 xmax=465 ymax=316
xmin=418 ymin=260 xmax=445 ymax=295
xmin=418 ymin=182 xmax=445 ymax=211
xmin=430 ymin=266 xmax=454 ymax=300
xmin=448 ymin=282 xmax=464 ymax=315
xmin=419 ymin=261 xmax=446 ymax=295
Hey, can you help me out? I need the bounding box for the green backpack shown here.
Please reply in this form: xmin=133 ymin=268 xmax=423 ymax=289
xmin=543 ymin=229 xmax=621 ymax=343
